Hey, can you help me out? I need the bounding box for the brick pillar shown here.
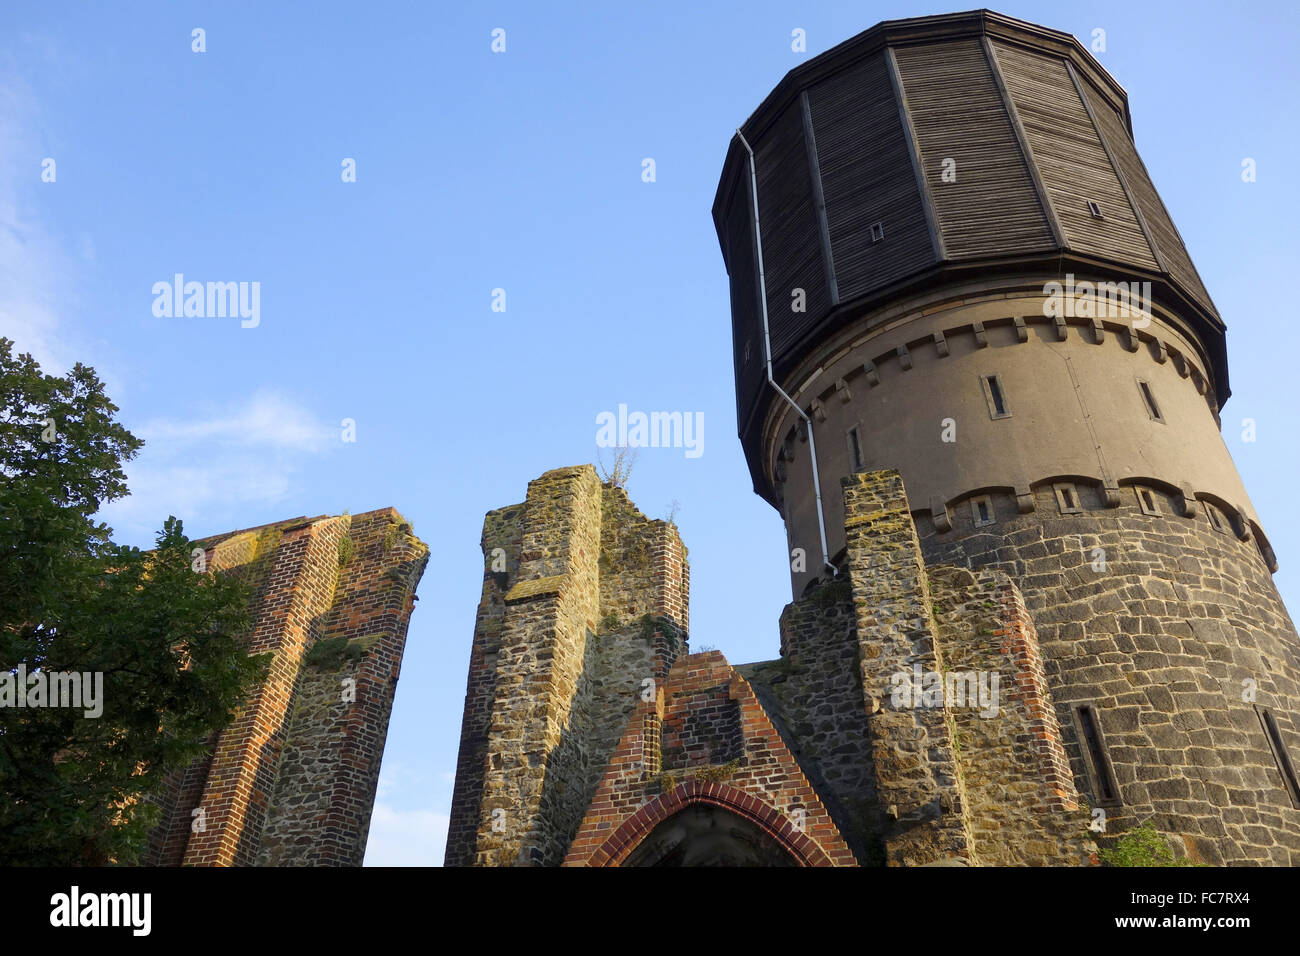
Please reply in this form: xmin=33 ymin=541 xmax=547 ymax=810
xmin=992 ymin=575 xmax=1080 ymax=813
xmin=180 ymin=517 xmax=347 ymax=866
xmin=925 ymin=565 xmax=1096 ymax=865
xmin=143 ymin=746 xmax=215 ymax=865
xmin=651 ymin=522 xmax=689 ymax=635
xmin=253 ymin=509 xmax=429 ymax=866
xmin=841 ymin=470 xmax=974 ymax=865
xmin=472 ymin=466 xmax=603 ymax=866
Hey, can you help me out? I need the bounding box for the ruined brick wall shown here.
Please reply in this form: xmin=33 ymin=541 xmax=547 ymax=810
xmin=451 ymin=465 xmax=1101 ymax=866
xmin=740 ymin=584 xmax=883 ymax=864
xmin=741 ymin=471 xmax=1096 ymax=867
xmin=445 ymin=466 xmax=689 ymax=866
xmin=918 ymin=482 xmax=1300 ymax=864
xmin=660 ymin=677 xmax=742 ymax=768
xmin=564 ymin=652 xmax=857 ymax=867
xmin=141 ymin=508 xmax=428 ymax=867
xmin=584 ymin=485 xmax=690 ymax=808
xmin=927 ymin=565 xmax=1096 ymax=866
xmin=254 ymin=510 xmax=427 ymax=865
xmin=839 ymin=471 xmax=976 ymax=866
xmin=457 ymin=461 xmax=1293 ymax=866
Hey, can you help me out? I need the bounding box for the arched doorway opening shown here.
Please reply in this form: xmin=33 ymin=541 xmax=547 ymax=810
xmin=622 ymin=804 xmax=800 ymax=867
xmin=579 ymin=782 xmax=836 ymax=867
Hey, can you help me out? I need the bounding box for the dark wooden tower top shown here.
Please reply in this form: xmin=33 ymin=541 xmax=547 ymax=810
xmin=714 ymin=9 xmax=1224 ymax=503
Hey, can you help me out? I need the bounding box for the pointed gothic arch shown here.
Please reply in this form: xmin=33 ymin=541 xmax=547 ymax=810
xmin=587 ymin=780 xmax=834 ymax=867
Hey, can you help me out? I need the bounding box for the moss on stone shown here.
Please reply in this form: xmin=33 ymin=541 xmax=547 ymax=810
xmin=653 ymin=758 xmax=741 ymax=794
xmin=305 ymin=633 xmax=384 ymax=668
xmin=808 ymin=578 xmax=851 ymax=608
xmin=382 ymin=511 xmax=413 ymax=551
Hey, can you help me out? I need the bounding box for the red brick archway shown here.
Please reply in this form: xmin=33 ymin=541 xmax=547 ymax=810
xmin=584 ymin=779 xmax=834 ymax=867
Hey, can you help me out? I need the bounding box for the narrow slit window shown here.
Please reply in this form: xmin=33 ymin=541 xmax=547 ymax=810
xmin=1256 ymin=706 xmax=1300 ymax=809
xmin=847 ymin=426 xmax=864 ymax=472
xmin=1137 ymin=486 xmax=1162 ymax=517
xmin=1087 ymin=200 xmax=1104 ymax=219
xmin=981 ymin=374 xmax=1011 ymax=420
xmin=970 ymin=495 xmax=995 ymax=528
xmin=870 ymin=221 xmax=885 ymax=243
xmin=1074 ymin=703 xmax=1121 ymax=806
xmin=1138 ymin=379 xmax=1164 ymax=423
xmin=988 ymin=377 xmax=1005 ymax=415
xmin=1054 ymin=482 xmax=1082 ymax=515
xmin=1205 ymin=502 xmax=1226 ymax=533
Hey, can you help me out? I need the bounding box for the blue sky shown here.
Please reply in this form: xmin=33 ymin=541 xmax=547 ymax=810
xmin=2 ymin=1 xmax=1297 ymax=865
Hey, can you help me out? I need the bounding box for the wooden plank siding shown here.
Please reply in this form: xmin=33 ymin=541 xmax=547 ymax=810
xmin=1082 ymin=82 xmax=1217 ymax=314
xmin=712 ymin=10 xmax=1227 ymax=470
xmin=721 ymin=172 xmax=767 ymax=433
xmin=893 ymin=38 xmax=1055 ymax=259
xmin=754 ymin=100 xmax=831 ymax=360
xmin=988 ymin=39 xmax=1159 ymax=271
xmin=806 ymin=51 xmax=934 ymax=301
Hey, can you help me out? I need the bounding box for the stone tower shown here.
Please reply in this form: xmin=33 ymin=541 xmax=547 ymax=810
xmin=712 ymin=9 xmax=1300 ymax=863
xmin=446 ymin=10 xmax=1300 ymax=867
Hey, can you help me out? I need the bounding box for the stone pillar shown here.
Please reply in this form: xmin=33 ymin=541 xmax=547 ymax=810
xmin=472 ymin=466 xmax=603 ymax=866
xmin=448 ymin=468 xmax=692 ymax=866
xmin=926 ymin=565 xmax=1096 ymax=865
xmin=841 ymin=470 xmax=974 ymax=865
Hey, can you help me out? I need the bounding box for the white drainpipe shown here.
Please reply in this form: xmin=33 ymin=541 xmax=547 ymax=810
xmin=736 ymin=129 xmax=837 ymax=578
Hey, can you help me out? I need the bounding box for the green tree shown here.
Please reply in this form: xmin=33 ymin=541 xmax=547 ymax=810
xmin=0 ymin=338 xmax=267 ymax=865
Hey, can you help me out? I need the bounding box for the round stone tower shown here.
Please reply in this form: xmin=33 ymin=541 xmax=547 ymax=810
xmin=714 ymin=10 xmax=1300 ymax=864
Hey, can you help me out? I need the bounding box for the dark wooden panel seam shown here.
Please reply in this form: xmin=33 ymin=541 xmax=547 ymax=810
xmin=800 ymin=90 xmax=840 ymax=307
xmin=1066 ymin=59 xmax=1167 ymax=276
xmin=982 ymin=35 xmax=1067 ymax=251
xmin=886 ymin=46 xmax=945 ymax=263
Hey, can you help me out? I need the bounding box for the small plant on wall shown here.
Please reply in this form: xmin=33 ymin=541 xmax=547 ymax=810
xmin=1099 ymin=822 xmax=1201 ymax=867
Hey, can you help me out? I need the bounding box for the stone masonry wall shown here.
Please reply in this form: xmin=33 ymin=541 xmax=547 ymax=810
xmin=927 ymin=565 xmax=1096 ymax=865
xmin=471 ymin=466 xmax=603 ymax=866
xmin=918 ymin=481 xmax=1300 ymax=864
xmin=447 ymin=466 xmax=689 ymax=866
xmin=740 ymin=582 xmax=882 ymax=864
xmin=841 ymin=471 xmax=976 ymax=865
xmin=441 ymin=502 xmax=525 ymax=866
xmin=459 ymin=464 xmax=1276 ymax=866
xmin=142 ymin=508 xmax=427 ymax=867
xmin=743 ymin=479 xmax=1099 ymax=866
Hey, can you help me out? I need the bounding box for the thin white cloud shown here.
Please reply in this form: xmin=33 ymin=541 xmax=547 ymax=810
xmin=363 ymin=803 xmax=449 ymax=867
xmin=365 ymin=761 xmax=453 ymax=866
xmin=99 ymin=391 xmax=338 ymax=540
xmin=138 ymin=389 xmax=336 ymax=454
xmin=0 ymin=53 xmax=74 ymax=376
